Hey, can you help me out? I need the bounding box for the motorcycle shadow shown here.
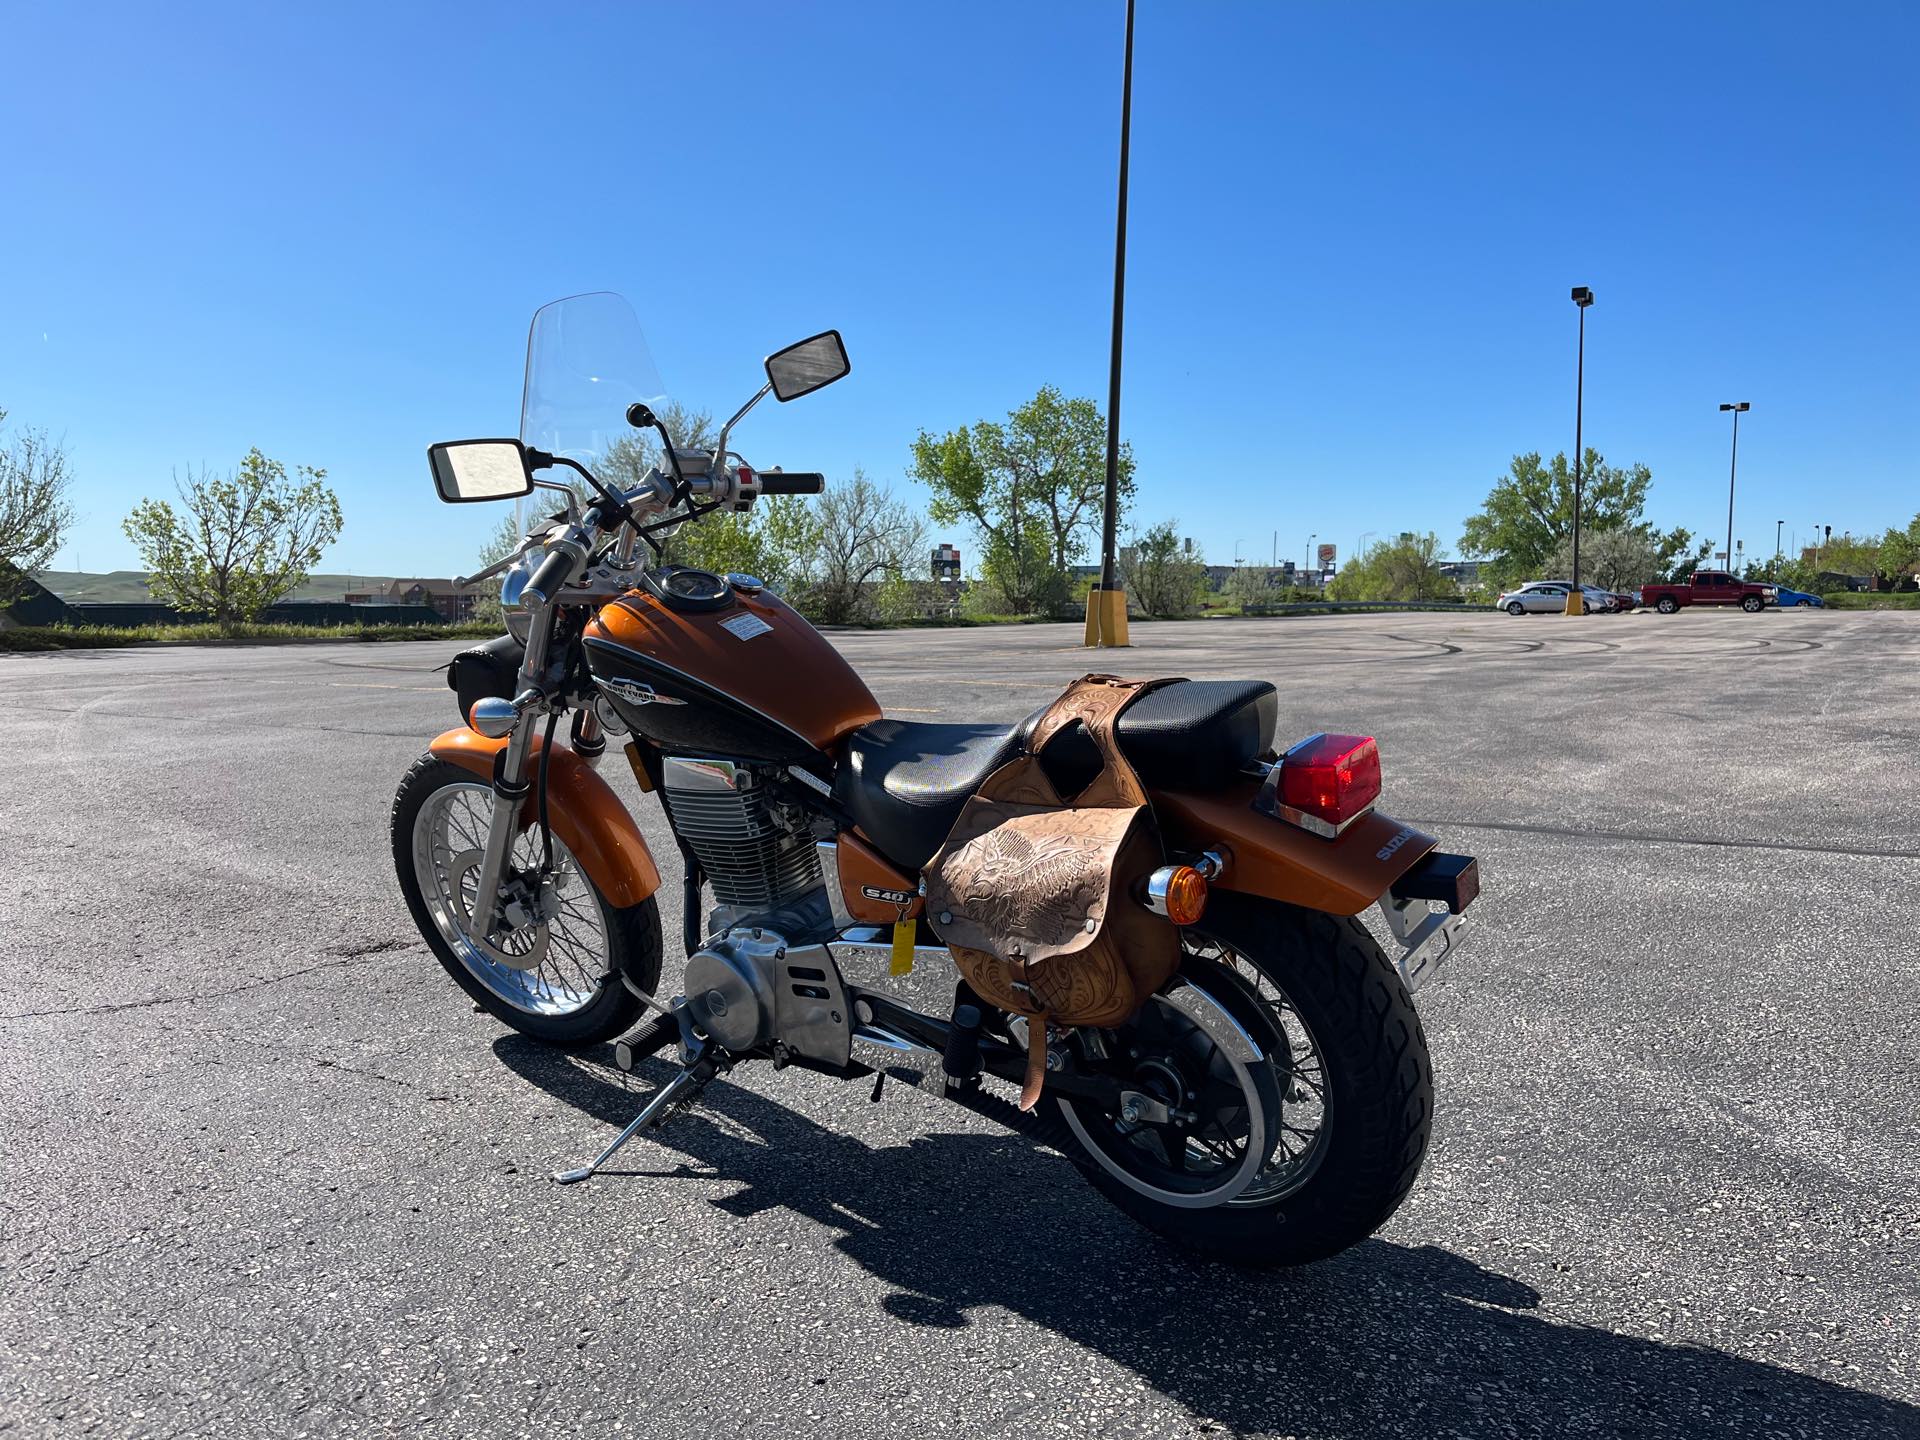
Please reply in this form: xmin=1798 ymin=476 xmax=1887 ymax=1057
xmin=495 ymin=1037 xmax=1915 ymax=1439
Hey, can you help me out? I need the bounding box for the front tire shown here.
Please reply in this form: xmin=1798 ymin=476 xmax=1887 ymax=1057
xmin=1742 ymin=595 xmax=1764 ymax=612
xmin=1052 ymin=894 xmax=1432 ymax=1268
xmin=390 ymin=754 xmax=661 ymax=1047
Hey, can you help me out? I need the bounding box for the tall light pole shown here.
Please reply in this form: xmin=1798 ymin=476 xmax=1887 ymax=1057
xmin=1308 ymin=532 xmax=1317 ymax=580
xmin=1775 ymin=519 xmax=1783 ymax=565
xmin=1568 ymin=287 xmax=1594 ymax=614
xmin=1719 ymin=402 xmax=1749 ymax=577
xmin=1087 ymin=0 xmax=1136 ymax=647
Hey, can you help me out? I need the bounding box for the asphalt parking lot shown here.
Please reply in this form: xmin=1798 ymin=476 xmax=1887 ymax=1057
xmin=3 ymin=607 xmax=1917 ymax=1439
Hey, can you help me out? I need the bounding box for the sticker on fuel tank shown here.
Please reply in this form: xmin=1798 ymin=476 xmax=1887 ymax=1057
xmin=720 ymin=612 xmax=773 ymax=640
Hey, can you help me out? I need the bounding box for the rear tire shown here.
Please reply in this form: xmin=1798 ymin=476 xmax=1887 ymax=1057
xmin=1053 ymin=895 xmax=1432 ymax=1268
xmin=1506 ymin=601 xmax=1525 ymax=616
xmin=390 ymin=754 xmax=661 ymax=1048
xmin=1656 ymin=596 xmax=1679 ymax=614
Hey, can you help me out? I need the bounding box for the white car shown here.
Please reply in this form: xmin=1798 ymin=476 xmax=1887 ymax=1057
xmin=1496 ymin=581 xmax=1613 ymax=615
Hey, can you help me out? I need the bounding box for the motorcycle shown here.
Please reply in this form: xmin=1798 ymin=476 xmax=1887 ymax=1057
xmin=391 ymin=292 xmax=1480 ymax=1267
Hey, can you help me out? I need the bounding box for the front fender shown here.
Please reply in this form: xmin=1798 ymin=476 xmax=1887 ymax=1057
xmin=1154 ymin=779 xmax=1436 ymax=916
xmin=427 ymin=727 xmax=661 ymax=909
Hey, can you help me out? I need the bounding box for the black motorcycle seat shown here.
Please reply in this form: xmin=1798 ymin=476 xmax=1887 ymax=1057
xmin=833 ymin=679 xmax=1279 ymax=871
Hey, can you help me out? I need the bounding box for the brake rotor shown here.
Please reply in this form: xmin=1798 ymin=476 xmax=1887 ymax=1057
xmin=449 ymin=848 xmax=550 ymax=973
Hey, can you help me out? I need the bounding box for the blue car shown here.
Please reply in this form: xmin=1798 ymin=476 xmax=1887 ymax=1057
xmin=1772 ymin=587 xmax=1824 ymax=608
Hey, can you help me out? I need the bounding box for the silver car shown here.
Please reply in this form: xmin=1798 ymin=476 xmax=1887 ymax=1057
xmin=1496 ymin=581 xmax=1611 ymax=615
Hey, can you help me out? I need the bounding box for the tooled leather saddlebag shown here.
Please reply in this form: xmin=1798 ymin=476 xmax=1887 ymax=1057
xmin=923 ymin=674 xmax=1184 ymax=1110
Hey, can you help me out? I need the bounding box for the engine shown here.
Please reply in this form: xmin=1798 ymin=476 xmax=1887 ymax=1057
xmin=658 ymin=757 xmax=823 ymax=916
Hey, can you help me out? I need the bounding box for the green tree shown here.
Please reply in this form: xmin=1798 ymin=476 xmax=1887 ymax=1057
xmin=1810 ymin=530 xmax=1882 ymax=582
xmin=467 ymin=509 xmax=526 ymax=626
xmin=0 ymin=408 xmax=77 ymax=603
xmin=1541 ymin=525 xmax=1698 ymax=591
xmin=1226 ymin=565 xmax=1288 ymax=614
xmin=1327 ymin=532 xmax=1455 ymax=601
xmin=908 ymin=385 xmax=1132 ymax=616
xmin=1460 ymin=449 xmax=1700 ymax=587
xmin=807 ymin=468 xmax=927 ymax=624
xmin=123 ymin=449 xmax=341 ymax=629
xmin=1879 ymin=513 xmax=1920 ymax=588
xmin=1118 ymin=521 xmax=1207 ymax=618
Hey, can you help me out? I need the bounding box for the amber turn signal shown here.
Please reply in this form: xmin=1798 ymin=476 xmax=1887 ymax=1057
xmin=1144 ymin=864 xmax=1209 ymax=926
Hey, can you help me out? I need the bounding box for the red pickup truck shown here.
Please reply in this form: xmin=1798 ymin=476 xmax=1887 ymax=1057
xmin=1641 ymin=570 xmax=1778 ymax=614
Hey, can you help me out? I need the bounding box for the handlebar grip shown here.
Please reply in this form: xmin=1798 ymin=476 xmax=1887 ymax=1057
xmin=522 ymin=545 xmax=576 ymax=606
xmin=759 ymin=472 xmax=825 ymax=495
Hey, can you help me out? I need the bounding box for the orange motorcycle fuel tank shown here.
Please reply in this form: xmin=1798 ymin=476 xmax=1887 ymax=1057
xmin=583 ymin=568 xmax=881 ymax=764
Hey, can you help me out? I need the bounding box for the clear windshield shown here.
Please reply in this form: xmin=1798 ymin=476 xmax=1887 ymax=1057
xmin=518 ymin=292 xmax=671 ymax=484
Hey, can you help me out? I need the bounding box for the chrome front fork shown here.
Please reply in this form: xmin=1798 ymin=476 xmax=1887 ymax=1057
xmin=466 ymin=605 xmax=555 ymax=943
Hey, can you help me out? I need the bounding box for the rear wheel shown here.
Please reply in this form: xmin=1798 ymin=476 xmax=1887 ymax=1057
xmin=390 ymin=754 xmax=660 ymax=1047
xmin=1656 ymin=596 xmax=1679 ymax=614
xmin=1050 ymin=894 xmax=1432 ymax=1267
xmin=1506 ymin=601 xmax=1526 ymax=616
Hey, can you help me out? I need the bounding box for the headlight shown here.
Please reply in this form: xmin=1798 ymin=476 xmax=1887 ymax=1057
xmin=501 ymin=555 xmax=536 ymax=642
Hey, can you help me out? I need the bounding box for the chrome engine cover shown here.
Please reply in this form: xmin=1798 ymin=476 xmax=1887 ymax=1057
xmin=682 ymin=929 xmax=851 ymax=1068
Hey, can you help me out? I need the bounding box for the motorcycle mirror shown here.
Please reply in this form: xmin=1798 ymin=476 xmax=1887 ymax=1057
xmin=764 ymin=330 xmax=850 ymax=402
xmin=428 ymin=439 xmax=536 ymax=503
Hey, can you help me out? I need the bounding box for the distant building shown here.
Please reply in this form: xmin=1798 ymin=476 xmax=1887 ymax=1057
xmin=1438 ymin=559 xmax=1485 ymax=587
xmin=344 ymin=577 xmax=479 ymax=620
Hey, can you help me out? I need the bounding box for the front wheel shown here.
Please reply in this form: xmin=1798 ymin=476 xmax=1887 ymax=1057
xmin=390 ymin=754 xmax=661 ymax=1047
xmin=1050 ymin=894 xmax=1432 ymax=1268
xmin=1741 ymin=595 xmax=1764 ymax=613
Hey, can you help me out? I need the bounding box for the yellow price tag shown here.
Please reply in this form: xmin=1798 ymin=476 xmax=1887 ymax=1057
xmin=889 ymin=920 xmax=915 ymax=977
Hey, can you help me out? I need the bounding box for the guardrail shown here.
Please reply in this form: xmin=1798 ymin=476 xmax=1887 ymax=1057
xmin=1228 ymin=600 xmax=1478 ymax=616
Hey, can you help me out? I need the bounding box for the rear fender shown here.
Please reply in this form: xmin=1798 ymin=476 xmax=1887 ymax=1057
xmin=1153 ymin=778 xmax=1436 ymax=916
xmin=427 ymin=727 xmax=661 ymax=908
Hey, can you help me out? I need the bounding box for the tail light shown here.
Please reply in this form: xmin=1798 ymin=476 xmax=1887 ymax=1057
xmin=1261 ymin=732 xmax=1382 ymax=837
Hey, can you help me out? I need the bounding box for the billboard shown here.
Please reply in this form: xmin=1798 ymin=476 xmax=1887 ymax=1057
xmin=931 ymin=544 xmax=962 ymax=582
xmin=1317 ymin=543 xmax=1337 ymax=569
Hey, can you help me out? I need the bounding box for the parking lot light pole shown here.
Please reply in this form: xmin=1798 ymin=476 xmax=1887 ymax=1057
xmin=1086 ymin=0 xmax=1136 ymax=648
xmin=1568 ymin=287 xmax=1594 ymax=615
xmin=1776 ymin=519 xmax=1784 ymax=566
xmin=1720 ymin=402 xmax=1750 ymax=579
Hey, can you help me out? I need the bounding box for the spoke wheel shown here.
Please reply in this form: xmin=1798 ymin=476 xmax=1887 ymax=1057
xmin=1050 ymin=894 xmax=1432 ymax=1267
xmin=1058 ymin=949 xmax=1328 ymax=1209
xmin=413 ymin=781 xmax=612 ymax=1016
xmin=391 ymin=753 xmax=659 ymax=1047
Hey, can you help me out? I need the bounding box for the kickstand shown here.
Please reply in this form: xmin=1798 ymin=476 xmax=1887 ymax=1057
xmin=550 ymin=1040 xmax=714 ymax=1185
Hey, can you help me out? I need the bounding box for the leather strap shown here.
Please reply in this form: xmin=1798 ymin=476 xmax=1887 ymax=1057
xmin=1019 ymin=674 xmax=1180 ymax=809
xmin=1019 ymin=1018 xmax=1049 ymax=1112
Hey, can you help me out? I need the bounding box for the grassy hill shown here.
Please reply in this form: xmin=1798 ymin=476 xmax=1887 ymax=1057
xmin=35 ymin=570 xmax=399 ymax=603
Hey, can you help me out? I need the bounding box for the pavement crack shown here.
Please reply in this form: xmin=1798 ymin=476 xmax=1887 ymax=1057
xmin=0 ymin=949 xmax=421 ymax=1021
xmin=1410 ymin=816 xmax=1920 ymax=862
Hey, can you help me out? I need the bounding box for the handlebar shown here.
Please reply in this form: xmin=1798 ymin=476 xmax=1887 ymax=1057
xmin=758 ymin=472 xmax=825 ymax=495
xmin=521 ymin=542 xmax=580 ymax=607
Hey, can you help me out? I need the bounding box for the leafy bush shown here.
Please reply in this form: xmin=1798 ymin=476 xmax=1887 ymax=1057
xmin=0 ymin=620 xmax=500 ymax=651
xmin=1819 ymin=592 xmax=1920 ymax=609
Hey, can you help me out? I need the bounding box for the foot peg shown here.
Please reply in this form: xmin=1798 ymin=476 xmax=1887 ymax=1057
xmin=613 ymin=1011 xmax=681 ymax=1073
xmin=942 ymin=1003 xmax=983 ymax=1090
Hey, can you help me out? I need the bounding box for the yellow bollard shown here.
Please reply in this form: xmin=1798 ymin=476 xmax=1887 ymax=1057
xmin=1564 ymin=589 xmax=1584 ymax=616
xmin=1084 ymin=585 xmax=1131 ymax=646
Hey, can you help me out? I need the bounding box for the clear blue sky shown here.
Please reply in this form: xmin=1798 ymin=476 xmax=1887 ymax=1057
xmin=3 ymin=0 xmax=1914 ymax=579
